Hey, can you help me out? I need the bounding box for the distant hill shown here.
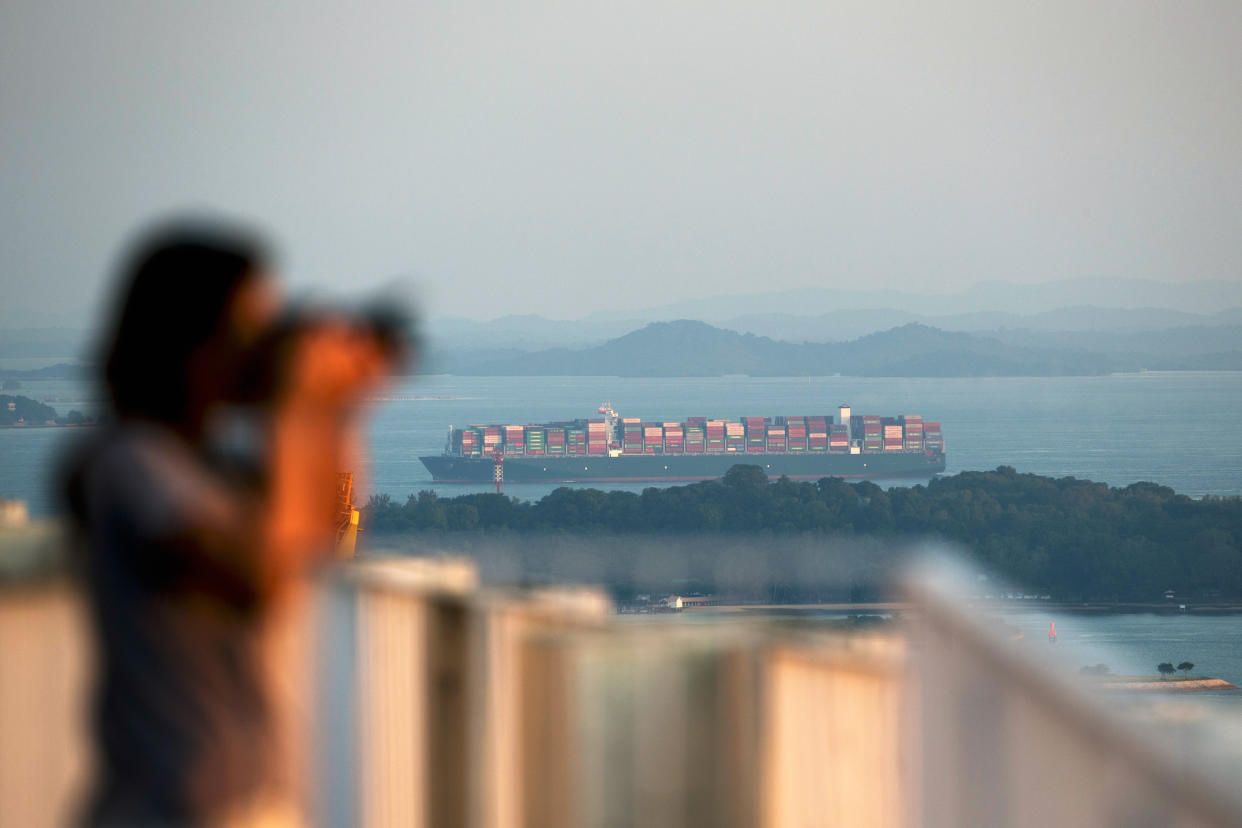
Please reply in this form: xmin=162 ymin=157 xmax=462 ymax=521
xmin=421 ymin=300 xmax=1242 ymax=356
xmin=720 ymin=306 xmax=1242 ymax=343
xmin=984 ymin=325 xmax=1242 ymax=362
xmin=437 ymin=320 xmax=1156 ymax=377
xmin=0 ymin=362 xmax=90 ymax=380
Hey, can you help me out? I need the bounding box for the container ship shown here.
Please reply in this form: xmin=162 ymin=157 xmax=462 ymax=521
xmin=420 ymin=404 xmax=945 ymax=483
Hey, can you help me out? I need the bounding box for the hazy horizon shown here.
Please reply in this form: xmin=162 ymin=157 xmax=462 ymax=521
xmin=3 ymin=2 xmax=1241 ymax=323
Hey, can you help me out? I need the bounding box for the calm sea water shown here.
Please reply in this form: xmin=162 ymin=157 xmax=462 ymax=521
xmin=3 ymin=371 xmax=1241 ymax=515
xmin=1000 ymin=610 xmax=1242 ymax=690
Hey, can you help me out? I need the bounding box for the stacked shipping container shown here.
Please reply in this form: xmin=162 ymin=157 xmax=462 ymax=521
xmin=448 ymin=411 xmax=941 ymax=459
xmin=622 ymin=419 xmax=643 ymax=455
xmin=883 ymin=424 xmax=903 ymax=451
xmin=900 ymin=415 xmax=924 ymax=451
xmin=685 ymin=421 xmax=705 ymax=453
xmin=504 ymin=425 xmax=524 ymax=455
xmin=484 ymin=426 xmax=502 ymax=456
xmin=458 ymin=427 xmax=481 ymax=457
xmin=828 ymin=424 xmax=849 ymax=453
xmin=643 ymin=423 xmax=664 ymax=454
xmin=808 ymin=417 xmax=829 ymax=452
xmin=786 ymin=416 xmax=807 ymax=452
xmin=766 ymin=424 xmax=786 ymax=452
xmin=744 ymin=417 xmax=767 ymax=453
xmin=588 ymin=420 xmax=607 ymax=455
xmin=663 ymin=422 xmax=684 ymax=454
xmin=861 ymin=416 xmax=883 ymax=452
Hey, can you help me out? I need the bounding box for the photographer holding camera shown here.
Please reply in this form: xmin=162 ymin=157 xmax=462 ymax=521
xmin=64 ymin=223 xmax=407 ymax=826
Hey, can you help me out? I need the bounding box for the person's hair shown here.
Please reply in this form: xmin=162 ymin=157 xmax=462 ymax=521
xmin=101 ymin=223 xmax=270 ymax=425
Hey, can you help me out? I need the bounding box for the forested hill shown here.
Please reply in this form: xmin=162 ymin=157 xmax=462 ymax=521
xmin=0 ymin=394 xmax=92 ymax=425
xmin=362 ymin=465 xmax=1242 ymax=603
xmin=435 ymin=320 xmax=1237 ymax=377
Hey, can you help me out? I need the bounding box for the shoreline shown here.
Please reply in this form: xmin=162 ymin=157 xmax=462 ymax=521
xmin=0 ymin=423 xmax=97 ymax=430
xmin=1090 ymin=677 xmax=1238 ymax=693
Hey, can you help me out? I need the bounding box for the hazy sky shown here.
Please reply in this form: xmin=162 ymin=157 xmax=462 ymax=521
xmin=2 ymin=1 xmax=1240 ymax=322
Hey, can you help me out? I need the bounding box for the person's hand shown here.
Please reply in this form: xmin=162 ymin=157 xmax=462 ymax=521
xmin=282 ymin=319 xmax=394 ymax=413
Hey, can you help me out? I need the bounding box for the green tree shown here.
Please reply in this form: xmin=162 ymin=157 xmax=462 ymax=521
xmin=1178 ymin=661 xmax=1195 ymax=674
xmin=445 ymin=503 xmax=479 ymax=531
xmin=410 ymin=490 xmax=447 ymax=530
xmin=355 ymin=464 xmax=1242 ymax=605
xmin=722 ymin=464 xmax=768 ymax=490
xmin=1157 ymin=662 xmax=1176 ymax=679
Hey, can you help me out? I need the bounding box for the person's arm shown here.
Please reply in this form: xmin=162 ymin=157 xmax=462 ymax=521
xmin=256 ymin=322 xmax=392 ymax=599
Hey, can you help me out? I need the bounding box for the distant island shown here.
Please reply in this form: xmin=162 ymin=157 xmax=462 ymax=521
xmin=430 ymin=320 xmax=1242 ymax=377
xmin=1 ymin=394 xmax=96 ymax=427
xmin=361 ymin=464 xmax=1242 ymax=605
xmin=0 ymin=363 xmax=89 ymax=381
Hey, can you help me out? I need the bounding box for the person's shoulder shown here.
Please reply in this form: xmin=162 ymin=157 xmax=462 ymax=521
xmin=62 ymin=423 xmax=172 ymax=515
xmin=79 ymin=422 xmax=239 ymax=528
xmin=88 ymin=421 xmax=196 ymax=479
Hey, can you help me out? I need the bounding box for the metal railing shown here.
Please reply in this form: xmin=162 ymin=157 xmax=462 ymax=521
xmin=906 ymin=557 xmax=1242 ymax=828
xmin=3 ymin=527 xmax=1241 ymax=827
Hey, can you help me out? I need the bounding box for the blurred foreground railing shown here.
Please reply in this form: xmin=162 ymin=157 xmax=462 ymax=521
xmin=316 ymin=557 xmax=906 ymax=828
xmin=3 ymin=524 xmax=1242 ymax=827
xmin=907 ymin=559 xmax=1242 ymax=828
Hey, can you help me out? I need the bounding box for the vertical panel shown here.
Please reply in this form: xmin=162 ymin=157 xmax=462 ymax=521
xmin=356 ymin=589 xmax=427 ymax=828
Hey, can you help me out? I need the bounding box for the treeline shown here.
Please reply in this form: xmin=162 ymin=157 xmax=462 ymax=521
xmin=361 ymin=465 xmax=1242 ymax=602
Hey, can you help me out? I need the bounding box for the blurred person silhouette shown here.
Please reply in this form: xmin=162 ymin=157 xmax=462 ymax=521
xmin=64 ymin=222 xmax=405 ymax=826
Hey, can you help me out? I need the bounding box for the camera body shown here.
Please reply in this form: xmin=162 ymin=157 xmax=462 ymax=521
xmin=233 ymin=301 xmax=414 ymax=405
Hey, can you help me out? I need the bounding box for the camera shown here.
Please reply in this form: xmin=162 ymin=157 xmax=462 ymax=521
xmin=233 ymin=299 xmax=416 ymax=405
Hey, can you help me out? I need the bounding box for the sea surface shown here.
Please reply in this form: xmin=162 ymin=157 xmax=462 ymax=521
xmin=999 ymin=610 xmax=1242 ymax=694
xmin=994 ymin=608 xmax=1242 ymax=763
xmin=3 ymin=371 xmax=1241 ymax=516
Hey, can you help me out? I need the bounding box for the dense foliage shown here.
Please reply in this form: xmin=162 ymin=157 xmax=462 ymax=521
xmin=362 ymin=464 xmax=1242 ymax=602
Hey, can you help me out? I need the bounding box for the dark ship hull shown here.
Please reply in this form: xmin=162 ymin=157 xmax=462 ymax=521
xmin=420 ymin=450 xmax=945 ymax=483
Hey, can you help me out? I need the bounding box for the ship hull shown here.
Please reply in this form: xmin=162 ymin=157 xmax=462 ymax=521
xmin=419 ymin=451 xmax=945 ymax=483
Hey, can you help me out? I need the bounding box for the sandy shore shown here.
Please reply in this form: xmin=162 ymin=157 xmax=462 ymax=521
xmin=1093 ymin=677 xmax=1237 ymax=692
